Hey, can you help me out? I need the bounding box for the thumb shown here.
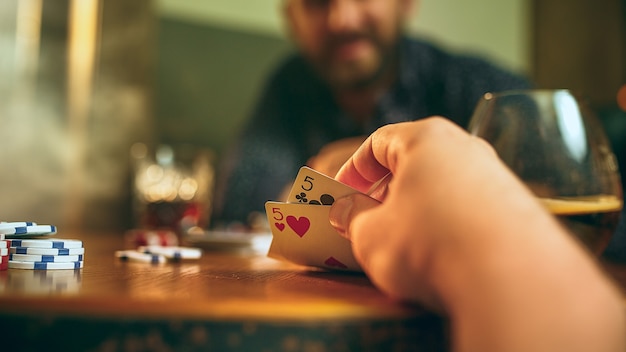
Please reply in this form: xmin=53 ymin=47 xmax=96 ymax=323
xmin=329 ymin=194 xmax=380 ymax=240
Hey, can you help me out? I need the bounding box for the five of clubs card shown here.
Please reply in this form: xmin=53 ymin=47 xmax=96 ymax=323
xmin=265 ymin=166 xmax=374 ymax=272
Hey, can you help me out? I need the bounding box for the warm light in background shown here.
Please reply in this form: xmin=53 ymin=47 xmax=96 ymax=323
xmin=15 ymin=0 xmax=42 ymax=85
xmin=65 ymin=0 xmax=101 ymax=229
xmin=67 ymin=0 xmax=100 ymax=128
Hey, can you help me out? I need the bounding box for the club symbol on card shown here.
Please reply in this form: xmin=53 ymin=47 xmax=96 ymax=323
xmin=295 ymin=192 xmax=308 ymax=203
xmin=309 ymin=193 xmax=335 ymax=206
xmin=324 ymin=256 xmax=348 ymax=269
xmin=275 ymin=222 xmax=285 ymax=231
xmin=286 ymin=215 xmax=310 ymax=237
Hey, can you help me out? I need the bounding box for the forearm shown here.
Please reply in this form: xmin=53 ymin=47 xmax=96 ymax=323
xmin=429 ymin=195 xmax=626 ymax=352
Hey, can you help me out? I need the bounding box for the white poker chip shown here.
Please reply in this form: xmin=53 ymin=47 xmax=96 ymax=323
xmin=9 ymin=253 xmax=83 ymax=263
xmin=0 ymin=222 xmax=37 ymax=229
xmin=0 ymin=224 xmax=50 ymax=234
xmin=138 ymin=245 xmax=202 ymax=260
xmin=10 ymin=246 xmax=85 ymax=256
xmin=8 ymin=260 xmax=83 ymax=270
xmin=1 ymin=225 xmax=57 ymax=237
xmin=115 ymin=250 xmax=166 ymax=264
xmin=0 ymin=222 xmax=38 ymax=240
xmin=8 ymin=239 xmax=82 ymax=249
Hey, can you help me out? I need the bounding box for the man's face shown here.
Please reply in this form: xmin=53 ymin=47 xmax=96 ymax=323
xmin=285 ymin=0 xmax=413 ymax=90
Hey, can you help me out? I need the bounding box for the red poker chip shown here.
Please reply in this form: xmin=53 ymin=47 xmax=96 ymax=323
xmin=0 ymin=261 xmax=7 ymax=271
xmin=125 ymin=229 xmax=178 ymax=247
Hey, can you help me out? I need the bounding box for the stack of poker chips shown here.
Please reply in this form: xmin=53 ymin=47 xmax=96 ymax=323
xmin=0 ymin=222 xmax=84 ymax=270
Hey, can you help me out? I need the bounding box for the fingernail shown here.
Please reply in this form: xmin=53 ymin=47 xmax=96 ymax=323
xmin=329 ymin=196 xmax=352 ymax=238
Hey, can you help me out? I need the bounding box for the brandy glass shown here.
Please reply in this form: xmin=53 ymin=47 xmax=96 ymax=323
xmin=468 ymin=89 xmax=623 ymax=254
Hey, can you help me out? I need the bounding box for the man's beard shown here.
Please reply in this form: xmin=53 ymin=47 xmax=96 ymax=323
xmin=313 ymin=32 xmax=399 ymax=91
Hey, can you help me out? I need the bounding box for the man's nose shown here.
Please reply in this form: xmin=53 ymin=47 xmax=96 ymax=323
xmin=327 ymin=0 xmax=363 ymax=33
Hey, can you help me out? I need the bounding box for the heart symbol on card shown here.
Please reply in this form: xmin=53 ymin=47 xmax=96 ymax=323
xmin=324 ymin=256 xmax=348 ymax=269
xmin=286 ymin=215 xmax=310 ymax=237
xmin=275 ymin=222 xmax=285 ymax=231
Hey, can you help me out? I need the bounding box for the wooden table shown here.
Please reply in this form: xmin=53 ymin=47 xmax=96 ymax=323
xmin=0 ymin=231 xmax=448 ymax=351
xmin=1 ymin=231 xmax=625 ymax=351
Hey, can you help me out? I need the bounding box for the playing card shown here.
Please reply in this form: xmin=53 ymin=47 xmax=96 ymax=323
xmin=287 ymin=166 xmax=363 ymax=205
xmin=265 ymin=201 xmax=361 ymax=272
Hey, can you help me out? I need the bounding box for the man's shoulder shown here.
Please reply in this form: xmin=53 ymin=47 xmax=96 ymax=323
xmin=403 ymin=37 xmax=513 ymax=74
xmin=401 ymin=36 xmax=530 ymax=88
xmin=402 ymin=37 xmax=462 ymax=66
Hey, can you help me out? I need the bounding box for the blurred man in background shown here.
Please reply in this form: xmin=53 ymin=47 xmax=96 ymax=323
xmin=213 ymin=0 xmax=530 ymax=226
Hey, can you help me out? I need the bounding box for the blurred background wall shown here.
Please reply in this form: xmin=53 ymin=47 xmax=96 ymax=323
xmin=0 ymin=0 xmax=623 ymax=231
xmin=0 ymin=1 xmax=155 ymax=231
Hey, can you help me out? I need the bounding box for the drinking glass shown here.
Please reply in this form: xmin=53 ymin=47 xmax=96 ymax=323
xmin=130 ymin=143 xmax=216 ymax=235
xmin=468 ymin=89 xmax=623 ymax=255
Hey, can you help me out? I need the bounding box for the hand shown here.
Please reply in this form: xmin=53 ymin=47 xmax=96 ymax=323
xmin=329 ymin=117 xmax=519 ymax=306
xmin=306 ymin=136 xmax=367 ymax=177
xmin=328 ymin=118 xmax=625 ymax=351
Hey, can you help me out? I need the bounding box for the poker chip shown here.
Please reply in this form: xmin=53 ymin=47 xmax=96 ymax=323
xmin=1 ymin=224 xmax=57 ymax=237
xmin=0 ymin=240 xmax=9 ymax=249
xmin=115 ymin=250 xmax=166 ymax=264
xmin=8 ymin=239 xmax=82 ymax=249
xmin=138 ymin=245 xmax=202 ymax=260
xmin=0 ymin=222 xmax=36 ymax=229
xmin=9 ymin=253 xmax=83 ymax=263
xmin=8 ymin=260 xmax=83 ymax=270
xmin=125 ymin=229 xmax=178 ymax=247
xmin=10 ymin=246 xmax=85 ymax=256
xmin=0 ymin=248 xmax=7 ymax=256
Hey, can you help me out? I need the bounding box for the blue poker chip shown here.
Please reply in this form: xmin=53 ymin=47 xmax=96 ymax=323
xmin=8 ymin=260 xmax=83 ymax=270
xmin=8 ymin=239 xmax=82 ymax=249
xmin=0 ymin=224 xmax=56 ymax=237
xmin=10 ymin=246 xmax=85 ymax=256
